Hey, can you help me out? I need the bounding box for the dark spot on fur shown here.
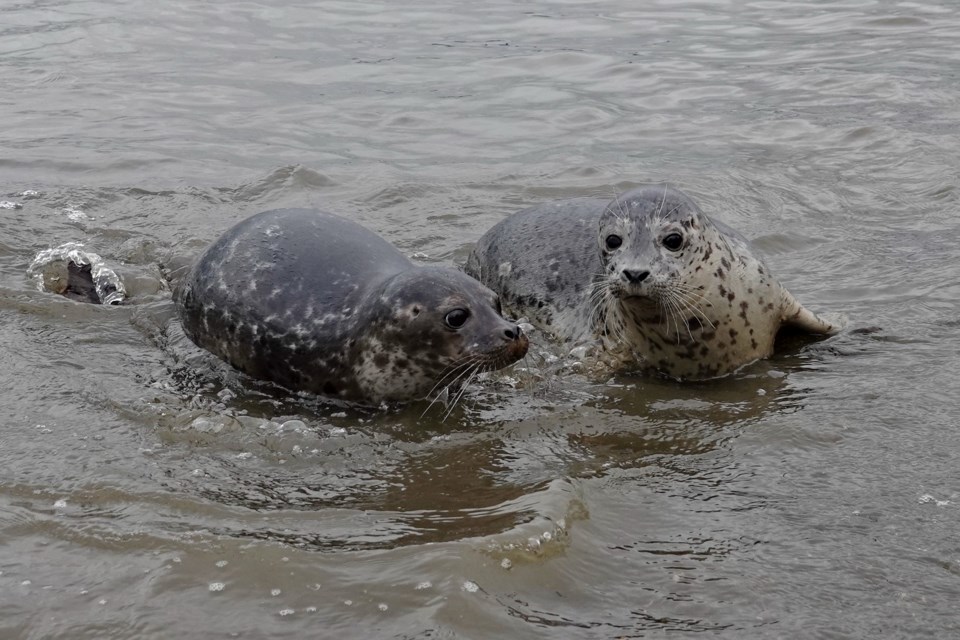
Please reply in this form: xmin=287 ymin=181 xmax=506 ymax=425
xmin=721 ymin=257 xmax=731 ymax=269
xmin=374 ymin=353 xmax=389 ymax=367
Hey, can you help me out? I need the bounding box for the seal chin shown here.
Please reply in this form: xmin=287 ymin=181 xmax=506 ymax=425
xmin=467 ymin=331 xmax=530 ymax=371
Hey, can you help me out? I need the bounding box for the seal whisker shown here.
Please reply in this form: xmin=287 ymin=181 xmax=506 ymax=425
xmin=670 ymin=285 xmax=717 ymax=331
xmin=442 ymin=361 xmax=484 ymax=421
xmin=421 ymin=355 xmax=486 ymax=419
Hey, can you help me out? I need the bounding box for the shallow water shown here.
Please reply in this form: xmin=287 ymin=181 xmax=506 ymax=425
xmin=2 ymin=0 xmax=960 ymax=638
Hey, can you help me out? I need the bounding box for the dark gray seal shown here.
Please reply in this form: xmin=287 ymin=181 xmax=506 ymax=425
xmin=175 ymin=208 xmax=528 ymax=404
xmin=466 ymin=186 xmax=841 ymax=380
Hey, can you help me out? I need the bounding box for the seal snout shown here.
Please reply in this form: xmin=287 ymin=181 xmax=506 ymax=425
xmin=499 ymin=321 xmax=529 ymax=361
xmin=621 ymin=269 xmax=650 ymax=284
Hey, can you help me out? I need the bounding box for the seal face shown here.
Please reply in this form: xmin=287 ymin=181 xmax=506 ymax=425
xmin=175 ymin=209 xmax=528 ymax=404
xmin=466 ymin=186 xmax=840 ymax=380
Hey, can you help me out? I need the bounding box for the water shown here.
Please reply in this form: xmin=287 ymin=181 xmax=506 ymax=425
xmin=2 ymin=0 xmax=959 ymax=638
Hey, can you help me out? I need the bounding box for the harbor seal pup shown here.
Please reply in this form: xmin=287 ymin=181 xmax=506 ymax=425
xmin=465 ymin=186 xmax=840 ymax=380
xmin=175 ymin=208 xmax=528 ymax=404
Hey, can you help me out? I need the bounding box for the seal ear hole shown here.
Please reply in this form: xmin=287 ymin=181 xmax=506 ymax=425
xmin=444 ymin=308 xmax=470 ymax=329
xmin=412 ymin=305 xmax=421 ymax=317
xmin=663 ymin=232 xmax=683 ymax=251
xmin=605 ymin=234 xmax=623 ymax=250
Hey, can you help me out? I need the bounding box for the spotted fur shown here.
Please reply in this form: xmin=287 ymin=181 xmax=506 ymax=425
xmin=176 ymin=209 xmax=528 ymax=404
xmin=466 ymin=186 xmax=839 ymax=380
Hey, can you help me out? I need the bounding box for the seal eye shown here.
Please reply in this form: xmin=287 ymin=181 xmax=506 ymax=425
xmin=663 ymin=233 xmax=683 ymax=251
xmin=444 ymin=308 xmax=470 ymax=329
xmin=605 ymin=234 xmax=623 ymax=250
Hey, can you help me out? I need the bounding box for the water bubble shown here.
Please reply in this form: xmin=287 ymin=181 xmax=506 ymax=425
xmin=53 ymin=499 xmax=67 ymax=509
xmin=235 ymin=452 xmax=253 ymax=460
xmin=329 ymin=427 xmax=347 ymax=436
xmin=63 ymin=205 xmax=91 ymax=222
xmin=271 ymin=588 xmax=282 ymax=597
xmin=415 ymin=581 xmax=432 ymax=590
xmin=461 ymin=581 xmax=479 ymax=593
xmin=500 ymin=559 xmax=513 ymax=570
xmin=215 ymin=560 xmax=228 ymax=568
xmin=0 ymin=201 xmax=23 ymax=209
xmin=209 ymin=582 xmax=225 ymax=592
xmin=306 ymin=606 xmax=317 ymax=613
xmin=21 ymin=580 xmax=32 ymax=586
xmin=278 ymin=608 xmax=295 ymax=616
xmin=378 ymin=603 xmax=389 ymax=611
xmin=330 ymin=411 xmax=347 ymax=418
xmin=344 ymin=599 xmax=353 ymax=606
xmin=280 ymin=419 xmax=307 ymax=432
xmin=98 ymin=599 xmax=107 ymax=605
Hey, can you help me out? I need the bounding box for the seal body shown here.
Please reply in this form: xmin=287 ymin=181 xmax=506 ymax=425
xmin=466 ymin=186 xmax=839 ymax=380
xmin=176 ymin=209 xmax=528 ymax=404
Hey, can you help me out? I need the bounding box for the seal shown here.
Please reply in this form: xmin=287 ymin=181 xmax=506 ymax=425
xmin=175 ymin=208 xmax=528 ymax=404
xmin=465 ymin=185 xmax=841 ymax=380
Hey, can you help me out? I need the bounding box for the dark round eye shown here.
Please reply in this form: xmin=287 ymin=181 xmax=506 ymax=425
xmin=605 ymin=234 xmax=623 ymax=250
xmin=663 ymin=233 xmax=683 ymax=251
xmin=444 ymin=308 xmax=470 ymax=329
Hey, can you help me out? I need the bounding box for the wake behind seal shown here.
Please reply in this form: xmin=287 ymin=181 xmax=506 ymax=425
xmin=175 ymin=208 xmax=528 ymax=405
xmin=466 ymin=185 xmax=841 ymax=380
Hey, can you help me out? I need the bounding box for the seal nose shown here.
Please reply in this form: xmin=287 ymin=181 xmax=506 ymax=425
xmin=622 ymin=269 xmax=650 ymax=284
xmin=503 ymin=324 xmax=522 ymax=340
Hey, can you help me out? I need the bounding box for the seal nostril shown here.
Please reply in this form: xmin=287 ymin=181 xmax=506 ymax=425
xmin=504 ymin=326 xmax=519 ymax=340
xmin=622 ymin=269 xmax=650 ymax=283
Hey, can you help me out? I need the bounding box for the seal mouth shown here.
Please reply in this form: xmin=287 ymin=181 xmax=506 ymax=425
xmin=481 ymin=332 xmax=529 ymax=370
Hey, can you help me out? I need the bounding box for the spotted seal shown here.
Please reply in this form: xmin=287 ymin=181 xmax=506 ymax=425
xmin=175 ymin=208 xmax=528 ymax=404
xmin=465 ymin=186 xmax=840 ymax=380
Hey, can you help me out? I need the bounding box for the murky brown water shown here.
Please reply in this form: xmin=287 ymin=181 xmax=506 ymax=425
xmin=3 ymin=1 xmax=960 ymax=638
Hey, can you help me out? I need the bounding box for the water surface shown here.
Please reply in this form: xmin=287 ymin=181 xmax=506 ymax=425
xmin=2 ymin=1 xmax=959 ymax=638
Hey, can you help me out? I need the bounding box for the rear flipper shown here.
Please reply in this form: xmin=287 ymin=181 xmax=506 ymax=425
xmin=781 ymin=288 xmax=845 ymax=334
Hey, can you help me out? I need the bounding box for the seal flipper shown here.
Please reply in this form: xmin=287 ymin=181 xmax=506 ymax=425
xmin=779 ymin=288 xmax=842 ymax=335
